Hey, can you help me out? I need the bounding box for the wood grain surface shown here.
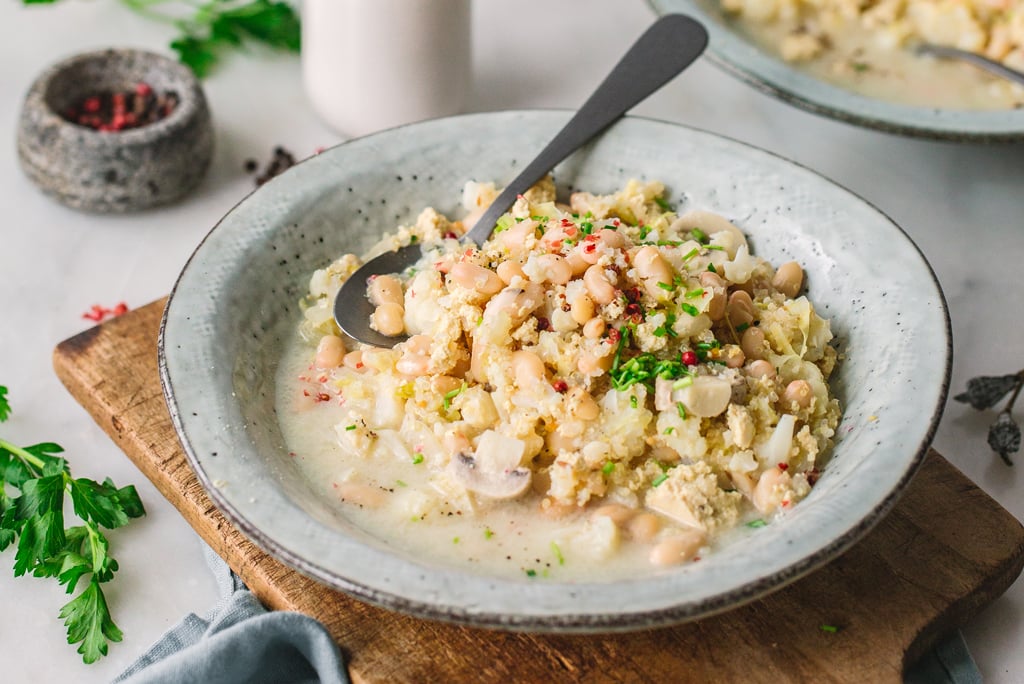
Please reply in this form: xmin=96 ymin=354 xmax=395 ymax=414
xmin=53 ymin=299 xmax=1024 ymax=684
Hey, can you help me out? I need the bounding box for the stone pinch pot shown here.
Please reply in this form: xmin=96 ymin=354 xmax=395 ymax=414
xmin=17 ymin=48 xmax=213 ymax=213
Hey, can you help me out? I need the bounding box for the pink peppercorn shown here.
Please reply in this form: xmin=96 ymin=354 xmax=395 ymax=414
xmin=681 ymin=350 xmax=698 ymax=366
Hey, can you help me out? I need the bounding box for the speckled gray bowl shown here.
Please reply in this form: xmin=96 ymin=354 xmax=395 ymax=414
xmin=160 ymin=111 xmax=951 ymax=631
xmin=17 ymin=48 xmax=213 ymax=212
xmin=649 ymin=1 xmax=1024 ymax=142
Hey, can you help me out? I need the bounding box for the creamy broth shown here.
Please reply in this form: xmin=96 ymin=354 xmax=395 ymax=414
xmin=722 ymin=0 xmax=1024 ymax=110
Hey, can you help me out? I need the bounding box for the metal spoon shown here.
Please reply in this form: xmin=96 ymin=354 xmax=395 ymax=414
xmin=915 ymin=43 xmax=1024 ymax=88
xmin=334 ymin=14 xmax=709 ymax=347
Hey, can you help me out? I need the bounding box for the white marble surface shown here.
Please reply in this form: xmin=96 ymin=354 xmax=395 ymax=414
xmin=0 ymin=1 xmax=1021 ymax=681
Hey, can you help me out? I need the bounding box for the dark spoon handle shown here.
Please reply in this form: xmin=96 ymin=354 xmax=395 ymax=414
xmin=464 ymin=14 xmax=708 ymax=246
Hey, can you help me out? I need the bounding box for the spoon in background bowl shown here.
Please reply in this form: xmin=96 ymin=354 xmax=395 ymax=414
xmin=334 ymin=14 xmax=709 ymax=347
xmin=914 ymin=43 xmax=1024 ymax=88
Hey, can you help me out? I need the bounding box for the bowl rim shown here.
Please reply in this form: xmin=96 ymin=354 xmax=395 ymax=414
xmin=647 ymin=2 xmax=1024 ymax=142
xmin=159 ymin=109 xmax=952 ymax=631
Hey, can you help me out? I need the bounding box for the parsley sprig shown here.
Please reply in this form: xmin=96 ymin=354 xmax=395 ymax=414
xmin=24 ymin=0 xmax=301 ymax=78
xmin=0 ymin=386 xmax=145 ymax=663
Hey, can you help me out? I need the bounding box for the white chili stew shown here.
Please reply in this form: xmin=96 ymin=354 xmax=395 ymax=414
xmin=277 ymin=178 xmax=841 ymax=580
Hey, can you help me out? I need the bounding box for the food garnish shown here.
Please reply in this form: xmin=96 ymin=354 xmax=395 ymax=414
xmin=0 ymin=385 xmax=145 ymax=663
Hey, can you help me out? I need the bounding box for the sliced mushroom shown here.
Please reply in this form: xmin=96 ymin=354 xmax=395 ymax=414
xmin=448 ymin=430 xmax=531 ymax=500
xmin=646 ymin=484 xmax=704 ymax=530
xmin=675 ymin=375 xmax=732 ymax=418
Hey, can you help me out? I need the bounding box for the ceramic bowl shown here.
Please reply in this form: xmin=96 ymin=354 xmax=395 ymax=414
xmin=160 ymin=111 xmax=950 ymax=630
xmin=649 ymin=1 xmax=1024 ymax=142
xmin=17 ymin=48 xmax=213 ymax=212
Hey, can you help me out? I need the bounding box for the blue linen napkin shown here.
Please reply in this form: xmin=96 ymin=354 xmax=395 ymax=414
xmin=116 ymin=542 xmax=981 ymax=684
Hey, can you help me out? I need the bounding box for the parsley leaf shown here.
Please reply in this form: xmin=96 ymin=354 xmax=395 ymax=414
xmin=0 ymin=386 xmax=10 ymax=422
xmin=0 ymin=385 xmax=145 ymax=662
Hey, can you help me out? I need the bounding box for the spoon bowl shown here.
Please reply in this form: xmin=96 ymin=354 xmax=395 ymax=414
xmin=334 ymin=14 xmax=708 ymax=346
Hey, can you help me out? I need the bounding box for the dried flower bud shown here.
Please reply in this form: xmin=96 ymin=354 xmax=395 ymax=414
xmin=988 ymin=412 xmax=1021 ymax=466
xmin=954 ymin=374 xmax=1022 ymax=410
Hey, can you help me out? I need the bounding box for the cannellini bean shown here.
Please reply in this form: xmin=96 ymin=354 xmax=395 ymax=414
xmin=753 ymin=467 xmax=790 ymax=514
xmin=430 ymin=375 xmax=463 ymax=395
xmin=500 ymin=219 xmax=537 ymax=251
xmin=747 ymin=359 xmax=776 ymax=379
xmin=649 ymin=530 xmax=706 ymax=566
xmin=571 ymin=293 xmax=596 ymax=324
xmin=496 ymin=260 xmax=526 ymax=285
xmin=405 ymin=334 xmax=432 ymax=356
xmin=741 ymin=326 xmax=766 ymax=360
xmin=568 ymin=387 xmax=601 ymax=420
xmin=578 ymin=351 xmax=613 ymax=376
xmin=634 ymin=246 xmax=674 ymax=290
xmin=723 ymin=345 xmax=745 ymax=369
xmin=343 ymin=350 xmax=365 ymax=371
xmin=772 ymin=261 xmax=804 ymax=298
xmin=592 ymin=503 xmax=635 ymax=525
xmin=315 ymin=335 xmax=345 ymax=368
xmin=565 ymin=248 xmax=590 ymax=275
xmin=597 ymin=228 xmax=626 ymax=248
xmin=512 ymin=350 xmax=547 ymax=387
xmin=450 ymin=262 xmax=503 ymax=296
xmin=367 ymin=275 xmax=404 ymax=306
xmin=782 ymin=379 xmax=813 ymax=408
xmin=627 ymin=513 xmax=661 ymax=542
xmin=536 ymin=254 xmax=572 ymax=285
xmin=485 ymin=283 xmax=545 ymax=324
xmin=727 ymin=290 xmax=756 ymax=328
xmin=699 ymin=271 xmax=727 ymax=321
xmin=371 ymin=302 xmax=405 ymax=336
xmin=582 ymin=317 xmax=606 ymax=339
xmin=583 ymin=265 xmax=616 ymax=305
xmin=395 ymin=352 xmax=430 ymax=376
xmin=336 ymin=482 xmax=386 ymax=508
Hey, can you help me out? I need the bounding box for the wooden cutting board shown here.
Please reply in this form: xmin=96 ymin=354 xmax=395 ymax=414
xmin=53 ymin=299 xmax=1024 ymax=684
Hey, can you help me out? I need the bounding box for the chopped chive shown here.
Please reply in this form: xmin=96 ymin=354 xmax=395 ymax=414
xmin=677 ymin=402 xmax=687 ymax=419
xmin=656 ymin=240 xmax=682 ymax=247
xmin=494 ymin=215 xmax=515 ymax=234
xmin=652 ymin=473 xmax=669 ymax=487
xmin=531 ymin=215 xmax=549 ymax=223
xmin=443 ymin=382 xmax=467 ymax=411
xmin=526 ymin=569 xmax=537 ymax=578
xmin=409 ymin=235 xmax=419 ymax=243
xmin=681 ymin=247 xmax=699 ymax=262
xmin=691 ymin=228 xmax=709 ymax=243
xmin=396 ymin=480 xmax=407 ymax=487
xmin=680 ymin=303 xmax=700 ymax=317
xmin=630 ymin=395 xmax=638 ymax=409
xmin=412 ymin=453 xmax=424 ymax=465
xmin=551 ymin=541 xmax=565 ymax=565
xmin=685 ymin=288 xmax=704 ymax=299
xmin=484 ymin=527 xmax=494 ymax=539
xmin=654 ymin=196 xmax=673 ymax=212
xmin=345 ymin=425 xmax=357 ymax=431
xmin=706 ymin=245 xmax=725 ymax=251
xmin=664 ymin=427 xmax=675 ymax=435
xmin=453 ymin=536 xmax=460 ymax=544
xmin=602 ymin=461 xmax=615 ymax=475
xmin=638 ymin=225 xmax=652 ymax=240
xmin=736 ymin=322 xmax=750 ymax=333
xmin=820 ymin=624 xmax=839 ymax=633
xmin=707 ymin=263 xmax=718 ymax=273
xmin=656 ymin=281 xmax=674 ymax=291
xmin=673 ymin=376 xmax=694 ymax=390
xmin=746 ymin=519 xmax=767 ymax=528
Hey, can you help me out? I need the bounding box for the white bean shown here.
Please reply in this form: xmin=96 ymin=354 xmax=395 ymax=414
xmin=496 ymin=260 xmax=526 ymax=285
xmin=450 ymin=262 xmax=503 ymax=296
xmin=582 ymin=317 xmax=606 ymax=339
xmin=649 ymin=530 xmax=705 ymax=566
xmin=782 ymin=379 xmax=813 ymax=408
xmin=367 ymin=275 xmax=404 ymax=306
xmin=315 ymin=335 xmax=345 ymax=368
xmin=536 ymin=254 xmax=572 ymax=285
xmin=747 ymin=360 xmax=776 ymax=379
xmin=571 ymin=294 xmax=596 ymax=325
xmin=741 ymin=326 xmax=766 ymax=360
xmin=772 ymin=261 xmax=804 ymax=298
xmin=512 ymin=350 xmax=547 ymax=387
xmin=583 ymin=265 xmax=616 ymax=305
xmin=371 ymin=302 xmax=405 ymax=337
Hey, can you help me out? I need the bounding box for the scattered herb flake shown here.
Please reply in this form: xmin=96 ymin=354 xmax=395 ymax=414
xmin=820 ymin=624 xmax=840 ymax=633
xmin=602 ymin=461 xmax=615 ymax=475
xmin=677 ymin=402 xmax=687 ymax=419
xmin=664 ymin=427 xmax=675 ymax=435
xmin=630 ymin=395 xmax=638 ymax=409
xmin=484 ymin=527 xmax=494 ymax=539
xmin=680 ymin=303 xmax=699 ymax=317
xmin=690 ymin=228 xmax=709 ymax=244
xmin=746 ymin=519 xmax=767 ymax=528
xmin=656 ymin=281 xmax=674 ymax=292
xmin=412 ymin=453 xmax=424 ymax=465
xmin=685 ymin=288 xmax=704 ymax=299
xmin=652 ymin=473 xmax=669 ymax=487
xmin=551 ymin=541 xmax=565 ymax=565
xmin=525 ymin=569 xmax=537 ymax=578
xmin=345 ymin=425 xmax=357 ymax=431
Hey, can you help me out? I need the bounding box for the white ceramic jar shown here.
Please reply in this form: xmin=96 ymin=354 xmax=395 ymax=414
xmin=302 ymin=0 xmax=472 ymax=137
